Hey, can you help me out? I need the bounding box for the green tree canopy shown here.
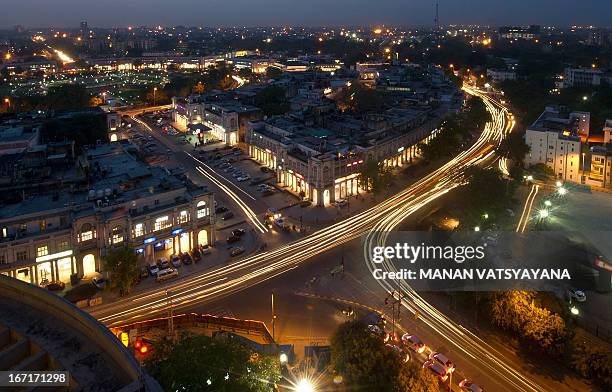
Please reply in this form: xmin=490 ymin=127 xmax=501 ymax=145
xmin=41 ymin=112 xmax=108 ymax=149
xmin=146 ymin=333 xmax=281 ymax=392
xmin=254 ymin=85 xmax=290 ymax=116
xmin=498 ymin=131 xmax=530 ymax=164
xmin=358 ymin=160 xmax=392 ymax=196
xmin=265 ymin=66 xmax=283 ymax=79
xmin=331 ymin=321 xmax=438 ymax=391
xmin=46 ymin=83 xmax=90 ymax=110
xmin=103 ymin=246 xmax=140 ymax=296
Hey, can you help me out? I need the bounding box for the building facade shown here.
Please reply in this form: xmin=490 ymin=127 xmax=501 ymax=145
xmin=0 ymin=143 xmax=215 ymax=286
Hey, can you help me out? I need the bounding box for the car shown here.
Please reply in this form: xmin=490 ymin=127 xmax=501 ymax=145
xmin=274 ymin=218 xmax=286 ymax=229
xmin=429 ymin=352 xmax=455 ymax=373
xmin=222 ymin=211 xmax=234 ymax=220
xmin=227 ymin=235 xmax=241 ymax=244
xmin=223 ymin=166 xmax=235 ymax=173
xmin=261 ymin=189 xmax=275 ymax=197
xmin=232 ymin=171 xmax=243 ymax=178
xmin=92 ymin=277 xmax=108 ymax=290
xmin=367 ymin=324 xmax=384 ymax=337
xmin=237 ymin=175 xmax=251 ymax=182
xmin=148 ymin=262 xmax=160 ymax=276
xmin=215 ymin=206 xmax=229 ymax=214
xmin=334 ymin=199 xmax=348 ymax=207
xmin=191 ymin=249 xmax=201 ymax=262
xmin=459 ymin=379 xmax=484 ymax=392
xmin=423 ymin=360 xmax=448 ymax=382
xmin=231 ymin=228 xmax=246 ymax=237
xmin=158 ymin=257 xmax=171 ymax=270
xmin=566 ymin=287 xmax=586 ymax=302
xmin=171 ymin=255 xmax=182 ymax=268
xmin=140 ymin=267 xmax=150 ymax=279
xmin=181 ymin=253 xmax=193 ymax=265
xmin=385 ymin=343 xmax=410 ymax=362
xmin=156 ymin=268 xmax=179 ymax=282
xmin=46 ymin=281 xmax=66 ymax=291
xmin=230 ymin=247 xmax=245 ymax=257
xmin=401 ymin=334 xmax=425 ymax=353
xmin=200 ymin=245 xmax=211 ymax=255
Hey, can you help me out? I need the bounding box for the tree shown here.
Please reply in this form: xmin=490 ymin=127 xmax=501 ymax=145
xmin=46 ymin=83 xmax=90 ymax=110
xmin=103 ymin=246 xmax=140 ymax=296
xmin=498 ymin=131 xmax=530 ymax=164
xmin=146 ymin=333 xmax=281 ymax=392
xmin=397 ymin=361 xmax=439 ymax=392
xmin=254 ymin=85 xmax=290 ymax=116
xmin=462 ymin=167 xmax=512 ymax=213
xmin=265 ymin=66 xmax=283 ymax=79
xmin=331 ymin=321 xmax=438 ymax=391
xmin=336 ymin=83 xmax=384 ymax=114
xmin=41 ymin=112 xmax=108 ymax=149
xmin=331 ymin=321 xmax=400 ymax=391
xmin=571 ymin=338 xmax=612 ymax=389
xmin=358 ymin=160 xmax=392 ymax=196
xmin=489 ymin=291 xmax=567 ymax=355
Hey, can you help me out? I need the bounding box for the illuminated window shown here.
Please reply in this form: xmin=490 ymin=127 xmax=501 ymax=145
xmin=39 ymin=220 xmax=46 ymax=231
xmin=177 ymin=210 xmax=189 ymax=224
xmin=196 ymin=201 xmax=209 ymax=219
xmin=36 ymin=245 xmax=48 ymax=258
xmin=133 ymin=223 xmax=145 ymax=237
xmin=154 ymin=216 xmax=171 ymax=231
xmin=79 ymin=223 xmax=95 ymax=242
xmin=111 ymin=226 xmax=124 ymax=245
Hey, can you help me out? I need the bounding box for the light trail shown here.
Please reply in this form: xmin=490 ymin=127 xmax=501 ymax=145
xmin=91 ymin=87 xmax=543 ymax=391
xmin=516 ymin=184 xmax=540 ymax=233
xmin=362 ymin=88 xmax=545 ymax=392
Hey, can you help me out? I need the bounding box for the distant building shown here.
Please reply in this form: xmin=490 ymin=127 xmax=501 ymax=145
xmin=587 ymin=28 xmax=611 ymax=47
xmin=586 ymin=145 xmax=612 ymax=189
xmin=498 ymin=25 xmax=540 ymax=41
xmin=0 ymin=124 xmax=41 ymax=155
xmin=563 ymin=67 xmax=602 ymax=88
xmin=486 ymin=68 xmax=517 ymax=83
xmin=525 ymin=106 xmax=588 ymax=182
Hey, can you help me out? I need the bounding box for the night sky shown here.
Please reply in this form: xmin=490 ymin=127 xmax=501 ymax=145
xmin=1 ymin=0 xmax=611 ymax=28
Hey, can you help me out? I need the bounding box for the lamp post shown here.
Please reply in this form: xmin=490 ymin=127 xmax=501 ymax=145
xmin=153 ymin=87 xmax=158 ymax=106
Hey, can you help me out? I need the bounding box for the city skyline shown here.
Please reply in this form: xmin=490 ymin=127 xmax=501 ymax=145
xmin=2 ymin=0 xmax=612 ymax=29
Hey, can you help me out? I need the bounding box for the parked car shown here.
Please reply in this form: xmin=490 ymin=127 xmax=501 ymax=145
xmin=423 ymin=360 xmax=449 ymax=382
xmin=46 ymin=281 xmax=66 ymax=291
xmin=200 ymin=245 xmax=211 ymax=255
xmin=149 ymin=262 xmax=160 ymax=276
xmin=386 ymin=343 xmax=410 ymax=363
xmin=158 ymin=257 xmax=170 ymax=270
xmin=227 ymin=235 xmax=241 ymax=244
xmin=231 ymin=228 xmax=246 ymax=237
xmin=237 ymin=175 xmax=250 ymax=182
xmin=140 ymin=267 xmax=150 ymax=279
xmin=92 ymin=277 xmax=108 ymax=290
xmin=171 ymin=255 xmax=182 ymax=268
xmin=429 ymin=352 xmax=455 ymax=373
xmin=566 ymin=287 xmax=586 ymax=302
xmin=156 ymin=268 xmax=179 ymax=282
xmin=215 ymin=206 xmax=229 ymax=214
xmin=459 ymin=379 xmax=484 ymax=392
xmin=181 ymin=253 xmax=193 ymax=265
xmin=367 ymin=324 xmax=384 ymax=337
xmin=230 ymin=247 xmax=245 ymax=257
xmin=222 ymin=211 xmax=234 ymax=220
xmin=401 ymin=334 xmax=425 ymax=353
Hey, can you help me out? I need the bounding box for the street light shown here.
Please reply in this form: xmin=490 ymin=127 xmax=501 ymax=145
xmin=555 ymin=180 xmax=563 ymax=187
xmin=570 ymin=306 xmax=580 ymax=316
xmin=483 ymin=213 xmax=489 ymax=219
xmin=526 ymin=175 xmax=533 ymax=181
xmin=544 ymin=200 xmax=552 ymax=207
xmin=279 ymin=352 xmax=288 ymax=365
xmin=539 ymin=209 xmax=549 ymax=219
xmin=153 ymin=87 xmax=158 ymax=105
xmin=3 ymin=97 xmax=9 ymax=108
xmin=296 ymin=379 xmax=314 ymax=392
xmin=558 ymin=187 xmax=567 ymax=196
xmin=474 ymin=226 xmax=480 ymax=232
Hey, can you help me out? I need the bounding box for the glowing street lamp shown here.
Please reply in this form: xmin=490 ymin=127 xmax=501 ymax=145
xmin=558 ymin=187 xmax=567 ymax=196
xmin=526 ymin=175 xmax=533 ymax=181
xmin=3 ymin=97 xmax=9 ymax=108
xmin=153 ymin=87 xmax=158 ymax=105
xmin=538 ymin=209 xmax=549 ymax=219
xmin=296 ymin=379 xmax=315 ymax=392
xmin=570 ymin=306 xmax=580 ymax=316
xmin=544 ymin=200 xmax=552 ymax=207
xmin=483 ymin=213 xmax=489 ymax=219
xmin=555 ymin=180 xmax=563 ymax=187
xmin=474 ymin=226 xmax=480 ymax=232
xmin=279 ymin=352 xmax=288 ymax=365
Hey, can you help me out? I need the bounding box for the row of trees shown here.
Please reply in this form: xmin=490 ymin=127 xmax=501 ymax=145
xmin=418 ymin=97 xmax=488 ymax=162
xmin=331 ymin=321 xmax=439 ymax=392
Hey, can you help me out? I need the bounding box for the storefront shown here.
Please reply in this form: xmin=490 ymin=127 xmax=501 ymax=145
xmin=250 ymin=146 xmax=276 ymax=168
